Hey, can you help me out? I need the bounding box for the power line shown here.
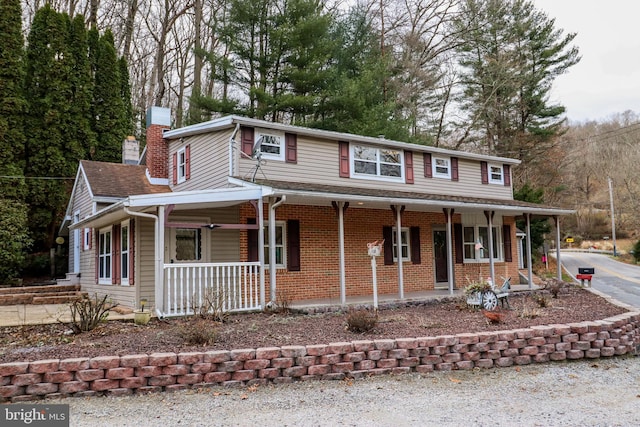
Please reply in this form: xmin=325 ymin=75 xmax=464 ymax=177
xmin=0 ymin=176 xmax=75 ymax=180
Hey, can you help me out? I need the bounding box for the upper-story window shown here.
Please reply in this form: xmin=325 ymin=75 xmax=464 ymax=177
xmin=256 ymin=130 xmax=285 ymax=161
xmin=489 ymin=164 xmax=504 ymax=184
xmin=351 ymin=145 xmax=403 ymax=181
xmin=432 ymin=156 xmax=451 ymax=179
xmin=177 ymin=147 xmax=187 ymax=183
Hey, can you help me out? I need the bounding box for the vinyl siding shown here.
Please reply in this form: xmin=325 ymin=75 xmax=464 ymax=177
xmin=138 ymin=217 xmax=156 ymax=309
xmin=69 ymin=179 xmax=93 ymax=273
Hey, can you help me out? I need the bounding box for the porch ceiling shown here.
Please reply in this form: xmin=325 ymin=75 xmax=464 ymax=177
xmin=254 ymin=179 xmax=574 ymax=217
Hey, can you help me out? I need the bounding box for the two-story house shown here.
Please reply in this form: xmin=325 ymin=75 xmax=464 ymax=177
xmin=61 ymin=107 xmax=572 ymax=317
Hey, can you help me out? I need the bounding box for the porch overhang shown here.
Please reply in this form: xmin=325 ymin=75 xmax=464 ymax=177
xmin=234 ymin=179 xmax=574 ymax=217
xmin=70 ymin=187 xmax=265 ymax=230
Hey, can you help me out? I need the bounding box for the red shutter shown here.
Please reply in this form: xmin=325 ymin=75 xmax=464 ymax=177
xmin=241 ymin=126 xmax=255 ymax=156
xmin=247 ymin=217 xmax=258 ymax=262
xmin=410 ymin=226 xmax=421 ymax=264
xmin=185 ymin=144 xmax=191 ymax=180
xmin=129 ymin=219 xmax=135 ymax=286
xmin=338 ymin=141 xmax=350 ymax=178
xmin=503 ymin=164 xmax=510 ymax=186
xmin=287 ymin=219 xmax=300 ymax=271
xmin=503 ymin=224 xmax=512 ymax=262
xmin=481 ymin=161 xmax=488 ymax=184
xmin=383 ymin=226 xmax=393 ymax=265
xmin=454 ymin=223 xmax=463 ymax=264
xmin=285 ymin=133 xmax=297 ymax=163
xmin=172 ymin=152 xmax=177 ymax=185
xmin=451 ymin=157 xmax=459 ymax=181
xmin=404 ymin=151 xmax=414 ymax=184
xmin=424 ymin=153 xmax=432 ymax=178
xmin=113 ymin=224 xmax=121 ymax=285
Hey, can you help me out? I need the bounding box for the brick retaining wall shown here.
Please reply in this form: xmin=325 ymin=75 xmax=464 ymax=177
xmin=1 ymin=312 xmax=639 ymax=402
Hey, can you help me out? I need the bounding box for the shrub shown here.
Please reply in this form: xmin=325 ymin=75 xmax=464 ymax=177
xmin=179 ymin=319 xmax=217 ymax=345
xmin=68 ymin=293 xmax=116 ymax=333
xmin=633 ymin=240 xmax=640 ymax=263
xmin=531 ymin=292 xmax=550 ymax=308
xmin=0 ymin=200 xmax=32 ymax=283
xmin=192 ymin=287 xmax=228 ymax=323
xmin=346 ymin=309 xmax=378 ymax=333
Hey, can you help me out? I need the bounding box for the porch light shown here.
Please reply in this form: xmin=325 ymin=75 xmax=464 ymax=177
xmin=204 ymin=224 xmax=220 ymax=230
xmin=140 ymin=298 xmax=147 ymax=312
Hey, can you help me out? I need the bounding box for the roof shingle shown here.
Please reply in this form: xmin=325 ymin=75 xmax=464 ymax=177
xmin=81 ymin=160 xmax=171 ymax=198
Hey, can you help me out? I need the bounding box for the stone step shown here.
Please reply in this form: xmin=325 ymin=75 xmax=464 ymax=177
xmin=0 ymin=284 xmax=80 ymax=296
xmin=0 ymin=290 xmax=87 ymax=306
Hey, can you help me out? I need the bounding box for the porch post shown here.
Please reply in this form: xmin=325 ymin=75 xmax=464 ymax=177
xmin=268 ymin=198 xmax=276 ymax=303
xmin=395 ymin=205 xmax=404 ymax=299
xmin=484 ymin=210 xmax=496 ymax=284
xmin=157 ymin=205 xmax=165 ymax=315
xmin=554 ymin=215 xmax=562 ymax=280
xmin=337 ymin=202 xmax=346 ymax=305
xmin=525 ymin=213 xmax=534 ymax=289
xmin=258 ymin=197 xmax=266 ymax=307
xmin=444 ymin=208 xmax=455 ymax=295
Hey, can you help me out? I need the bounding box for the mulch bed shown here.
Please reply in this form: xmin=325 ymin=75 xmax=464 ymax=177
xmin=0 ymin=286 xmax=630 ymax=364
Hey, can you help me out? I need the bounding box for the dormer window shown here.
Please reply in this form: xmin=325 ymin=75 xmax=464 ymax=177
xmin=255 ymin=130 xmax=285 ymax=161
xmin=351 ymin=144 xmax=403 ymax=181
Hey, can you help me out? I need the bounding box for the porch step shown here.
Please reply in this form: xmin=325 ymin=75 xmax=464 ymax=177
xmin=0 ymin=285 xmax=85 ymax=306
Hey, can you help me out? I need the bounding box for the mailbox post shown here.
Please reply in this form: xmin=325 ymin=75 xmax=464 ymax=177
xmin=368 ymin=240 xmax=383 ymax=311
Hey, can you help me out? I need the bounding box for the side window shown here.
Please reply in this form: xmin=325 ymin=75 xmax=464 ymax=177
xmin=177 ymin=147 xmax=187 ymax=183
xmin=98 ymin=227 xmax=112 ymax=284
xmin=256 ymin=130 xmax=285 ymax=161
xmin=489 ymin=164 xmax=504 ymax=184
xmin=263 ymin=222 xmax=286 ymax=268
xmin=432 ymin=156 xmax=451 ymax=179
xmin=351 ymin=144 xmax=403 ymax=181
xmin=463 ymin=225 xmax=502 ymax=261
xmin=392 ymin=228 xmax=411 ymax=262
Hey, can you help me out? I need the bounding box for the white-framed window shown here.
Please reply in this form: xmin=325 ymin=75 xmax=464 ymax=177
xmin=392 ymin=227 xmax=411 ymax=262
xmin=120 ymin=220 xmax=130 ymax=285
xmin=264 ymin=221 xmax=286 ymax=268
xmin=351 ymin=145 xmax=403 ymax=181
xmin=489 ymin=164 xmax=504 ymax=184
xmin=463 ymin=225 xmax=501 ymax=261
xmin=98 ymin=227 xmax=112 ymax=284
xmin=177 ymin=147 xmax=187 ymax=183
xmin=256 ymin=130 xmax=285 ymax=161
xmin=432 ymin=156 xmax=451 ymax=179
xmin=84 ymin=228 xmax=91 ymax=250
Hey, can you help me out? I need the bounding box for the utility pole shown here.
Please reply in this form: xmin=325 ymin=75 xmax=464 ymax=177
xmin=608 ymin=177 xmax=617 ymax=256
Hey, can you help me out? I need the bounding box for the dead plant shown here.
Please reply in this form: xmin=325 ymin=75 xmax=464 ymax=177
xmin=191 ymin=287 xmax=228 ymax=323
xmin=68 ymin=293 xmax=117 ymax=333
xmin=542 ymin=278 xmax=566 ymax=298
xmin=531 ymin=292 xmax=551 ymax=308
xmin=273 ymin=289 xmax=292 ymax=315
xmin=346 ymin=308 xmax=378 ymax=333
xmin=179 ymin=318 xmax=217 ymax=345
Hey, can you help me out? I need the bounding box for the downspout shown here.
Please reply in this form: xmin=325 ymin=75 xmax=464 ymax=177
xmin=229 ymin=123 xmax=240 ymax=177
xmin=555 ymin=216 xmax=562 ymax=280
xmin=269 ymin=195 xmax=286 ymax=303
xmin=395 ymin=205 xmax=404 ymax=300
xmin=525 ymin=213 xmax=534 ymax=289
xmin=124 ymin=206 xmax=163 ymax=317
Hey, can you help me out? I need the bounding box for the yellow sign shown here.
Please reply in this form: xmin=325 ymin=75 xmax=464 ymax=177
xmin=565 ymin=237 xmax=574 ymax=243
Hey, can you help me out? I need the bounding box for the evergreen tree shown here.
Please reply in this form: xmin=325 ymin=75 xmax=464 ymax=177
xmin=454 ymin=0 xmax=580 ymax=165
xmin=91 ymin=29 xmax=127 ymax=162
xmin=24 ymin=4 xmax=82 ymax=250
xmin=0 ymin=0 xmax=31 ymax=280
xmin=118 ymin=57 xmax=134 ymax=137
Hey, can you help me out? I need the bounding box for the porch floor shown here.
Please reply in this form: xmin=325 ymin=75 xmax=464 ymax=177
xmin=290 ymin=283 xmax=538 ymax=311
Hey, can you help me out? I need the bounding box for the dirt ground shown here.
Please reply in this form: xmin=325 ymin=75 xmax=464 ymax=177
xmin=0 ymin=284 xmax=629 ymax=364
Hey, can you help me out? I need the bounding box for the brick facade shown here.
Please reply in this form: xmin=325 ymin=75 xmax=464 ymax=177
xmin=240 ymin=203 xmax=520 ymax=302
xmin=2 ymin=312 xmax=637 ymax=402
xmin=146 ymin=124 xmax=170 ymax=180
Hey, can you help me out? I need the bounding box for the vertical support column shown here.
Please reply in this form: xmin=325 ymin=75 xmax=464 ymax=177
xmin=258 ymin=198 xmax=266 ymax=308
xmin=337 ymin=202 xmax=346 ymax=306
xmin=484 ymin=210 xmax=496 ymax=284
xmin=394 ymin=205 xmax=405 ymax=300
xmin=554 ymin=215 xmax=562 ymax=280
xmin=444 ymin=208 xmax=455 ymax=295
xmin=157 ymin=205 xmax=165 ymax=315
xmin=268 ymin=198 xmax=277 ymax=303
xmin=525 ymin=213 xmax=534 ymax=289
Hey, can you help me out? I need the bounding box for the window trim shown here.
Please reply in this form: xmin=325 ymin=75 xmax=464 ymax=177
xmin=264 ymin=221 xmax=287 ymax=269
xmin=350 ymin=144 xmax=405 ymax=182
xmin=392 ymin=227 xmax=411 ymax=262
xmin=177 ymin=147 xmax=187 ymax=183
xmin=462 ymin=224 xmax=503 ymax=262
xmin=432 ymin=156 xmax=451 ymax=179
xmin=488 ymin=164 xmax=504 ymax=185
xmin=255 ymin=129 xmax=285 ymax=161
xmin=168 ymin=217 xmax=210 ymax=263
xmin=98 ymin=227 xmax=112 ymax=285
xmin=120 ymin=220 xmax=130 ymax=286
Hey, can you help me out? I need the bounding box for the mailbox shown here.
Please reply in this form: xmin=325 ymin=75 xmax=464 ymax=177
xmin=578 ymin=267 xmax=594 ymax=275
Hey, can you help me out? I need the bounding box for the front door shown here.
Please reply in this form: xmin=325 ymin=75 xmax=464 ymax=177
xmin=433 ymin=229 xmax=448 ymax=285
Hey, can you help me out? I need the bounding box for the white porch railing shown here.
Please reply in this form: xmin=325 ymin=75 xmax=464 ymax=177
xmin=161 ymin=262 xmax=261 ymax=317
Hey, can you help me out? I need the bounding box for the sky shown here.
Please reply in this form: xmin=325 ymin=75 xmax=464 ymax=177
xmin=533 ymin=0 xmax=640 ymax=123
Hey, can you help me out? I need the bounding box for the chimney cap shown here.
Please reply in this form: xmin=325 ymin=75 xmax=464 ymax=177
xmin=146 ymin=107 xmax=171 ymax=128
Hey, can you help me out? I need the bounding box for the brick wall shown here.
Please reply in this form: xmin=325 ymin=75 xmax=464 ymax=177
xmin=240 ymin=203 xmax=521 ymax=302
xmin=1 ymin=311 xmax=638 ymax=402
xmin=146 ymin=124 xmax=170 ymax=180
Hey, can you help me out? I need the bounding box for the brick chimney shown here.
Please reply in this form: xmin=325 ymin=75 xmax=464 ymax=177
xmin=146 ymin=106 xmax=171 ymax=181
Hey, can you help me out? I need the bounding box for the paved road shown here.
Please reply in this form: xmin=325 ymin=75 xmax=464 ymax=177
xmin=560 ymin=251 xmax=640 ymax=309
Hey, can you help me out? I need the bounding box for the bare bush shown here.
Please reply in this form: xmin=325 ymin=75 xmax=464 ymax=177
xmin=69 ymin=294 xmax=117 ymax=333
xmin=346 ymin=309 xmax=378 ymax=333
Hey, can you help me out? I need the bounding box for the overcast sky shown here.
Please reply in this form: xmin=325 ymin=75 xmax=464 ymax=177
xmin=533 ymin=0 xmax=640 ymax=123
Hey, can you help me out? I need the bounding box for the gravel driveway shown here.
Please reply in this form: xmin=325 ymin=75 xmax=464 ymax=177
xmin=43 ymin=356 xmax=639 ymax=426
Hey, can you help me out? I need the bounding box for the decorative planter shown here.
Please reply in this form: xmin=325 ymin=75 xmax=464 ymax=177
xmin=134 ymin=310 xmax=151 ymax=325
